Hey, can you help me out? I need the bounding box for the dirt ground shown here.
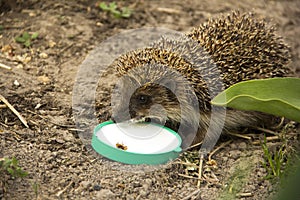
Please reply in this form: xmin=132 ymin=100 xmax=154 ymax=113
xmin=0 ymin=0 xmax=300 ymax=199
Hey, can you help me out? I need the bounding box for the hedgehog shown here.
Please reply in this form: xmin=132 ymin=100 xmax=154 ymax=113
xmin=110 ymin=11 xmax=292 ymax=148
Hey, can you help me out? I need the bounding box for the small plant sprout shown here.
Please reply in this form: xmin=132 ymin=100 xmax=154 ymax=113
xmin=261 ymin=135 xmax=286 ymax=178
xmin=15 ymin=31 xmax=39 ymax=48
xmin=99 ymin=2 xmax=132 ymax=18
xmin=0 ymin=157 xmax=28 ymax=178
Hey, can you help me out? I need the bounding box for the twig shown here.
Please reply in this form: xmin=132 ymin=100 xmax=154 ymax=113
xmin=203 ymin=172 xmax=220 ymax=184
xmin=208 ymin=140 xmax=232 ymax=161
xmin=271 ymin=117 xmax=285 ymax=129
xmin=197 ymin=153 xmax=204 ymax=188
xmin=178 ymin=173 xmax=201 ymax=180
xmin=236 ymin=192 xmax=253 ymax=197
xmin=0 ymin=94 xmax=29 ymax=128
xmin=0 ymin=55 xmax=23 ymax=66
xmin=8 ymin=131 xmax=22 ymax=141
xmin=156 ymin=7 xmax=181 ymax=14
xmin=184 ymin=141 xmax=203 ymax=151
xmin=0 ymin=121 xmax=9 ymax=128
xmin=255 ymin=127 xmax=279 ymax=136
xmin=227 ymin=132 xmax=252 ymax=140
xmin=196 ymin=140 xmax=229 ymax=189
xmin=252 ymin=136 xmax=280 ymax=145
xmin=59 ymin=43 xmax=74 ymax=55
xmin=0 ymin=104 xmax=7 ymax=109
xmin=0 ymin=63 xmax=12 ymax=70
xmin=68 ymin=128 xmax=85 ymax=132
xmin=209 ymin=171 xmax=220 ymax=182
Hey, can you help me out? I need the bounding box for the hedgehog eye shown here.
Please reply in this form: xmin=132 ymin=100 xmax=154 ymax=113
xmin=137 ymin=94 xmax=151 ymax=105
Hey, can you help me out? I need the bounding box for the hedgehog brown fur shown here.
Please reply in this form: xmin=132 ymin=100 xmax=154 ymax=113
xmin=187 ymin=11 xmax=292 ymax=85
xmin=111 ymin=11 xmax=292 ymax=147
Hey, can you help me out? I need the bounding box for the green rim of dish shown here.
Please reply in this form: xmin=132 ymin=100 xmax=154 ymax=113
xmin=91 ymin=121 xmax=182 ymax=165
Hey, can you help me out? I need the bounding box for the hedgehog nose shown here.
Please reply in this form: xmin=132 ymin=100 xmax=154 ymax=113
xmin=144 ymin=117 xmax=151 ymax=123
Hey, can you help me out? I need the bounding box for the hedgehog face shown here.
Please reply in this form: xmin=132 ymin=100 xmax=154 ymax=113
xmin=112 ymin=77 xmax=182 ymax=128
xmin=111 ymin=63 xmax=198 ymax=133
xmin=128 ymin=83 xmax=181 ymax=125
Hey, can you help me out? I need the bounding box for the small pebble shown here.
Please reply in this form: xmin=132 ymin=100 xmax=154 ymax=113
xmin=13 ymin=80 xmax=20 ymax=86
xmin=55 ymin=138 xmax=64 ymax=144
xmin=16 ymin=64 xmax=23 ymax=69
xmin=238 ymin=142 xmax=247 ymax=149
xmin=80 ymin=181 xmax=91 ymax=188
xmin=167 ymin=187 xmax=174 ymax=194
xmin=35 ymin=103 xmax=42 ymax=109
xmin=24 ymin=55 xmax=31 ymax=63
xmin=142 ymin=183 xmax=150 ymax=190
xmin=145 ymin=178 xmax=152 ymax=185
xmin=229 ymin=143 xmax=238 ymax=149
xmin=93 ymin=184 xmax=101 ymax=191
xmin=96 ymin=22 xmax=103 ymax=26
xmin=139 ymin=189 xmax=148 ymax=197
xmin=37 ymin=75 xmax=51 ymax=84
xmin=62 ymin=131 xmax=74 ymax=142
xmin=95 ymin=189 xmax=114 ymax=198
xmin=133 ymin=181 xmax=141 ymax=187
xmin=48 ymin=40 xmax=56 ymax=48
xmin=29 ymin=12 xmax=36 ymax=17
xmin=125 ymin=194 xmax=135 ymax=200
xmin=229 ymin=150 xmax=242 ymax=159
xmin=39 ymin=52 xmax=48 ymax=59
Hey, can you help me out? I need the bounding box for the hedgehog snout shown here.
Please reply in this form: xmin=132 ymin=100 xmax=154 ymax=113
xmin=130 ymin=103 xmax=168 ymax=125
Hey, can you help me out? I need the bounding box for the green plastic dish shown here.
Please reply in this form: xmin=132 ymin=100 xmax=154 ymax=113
xmin=91 ymin=121 xmax=182 ymax=165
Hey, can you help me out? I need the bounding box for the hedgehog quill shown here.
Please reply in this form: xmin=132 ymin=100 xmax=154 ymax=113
xmin=110 ymin=12 xmax=293 ymax=148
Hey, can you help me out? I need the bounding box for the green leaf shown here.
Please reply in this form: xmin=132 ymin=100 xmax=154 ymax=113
xmin=15 ymin=36 xmax=26 ymax=43
xmin=31 ymin=32 xmax=39 ymax=39
xmin=22 ymin=32 xmax=30 ymax=40
xmin=211 ymin=77 xmax=300 ymax=122
xmin=121 ymin=7 xmax=132 ymax=18
xmin=109 ymin=2 xmax=117 ymax=10
xmin=24 ymin=40 xmax=31 ymax=47
xmin=99 ymin=2 xmax=109 ymax=11
xmin=15 ymin=169 xmax=28 ymax=177
xmin=11 ymin=157 xmax=18 ymax=166
xmin=7 ymin=167 xmax=14 ymax=175
xmin=112 ymin=10 xmax=122 ymax=18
